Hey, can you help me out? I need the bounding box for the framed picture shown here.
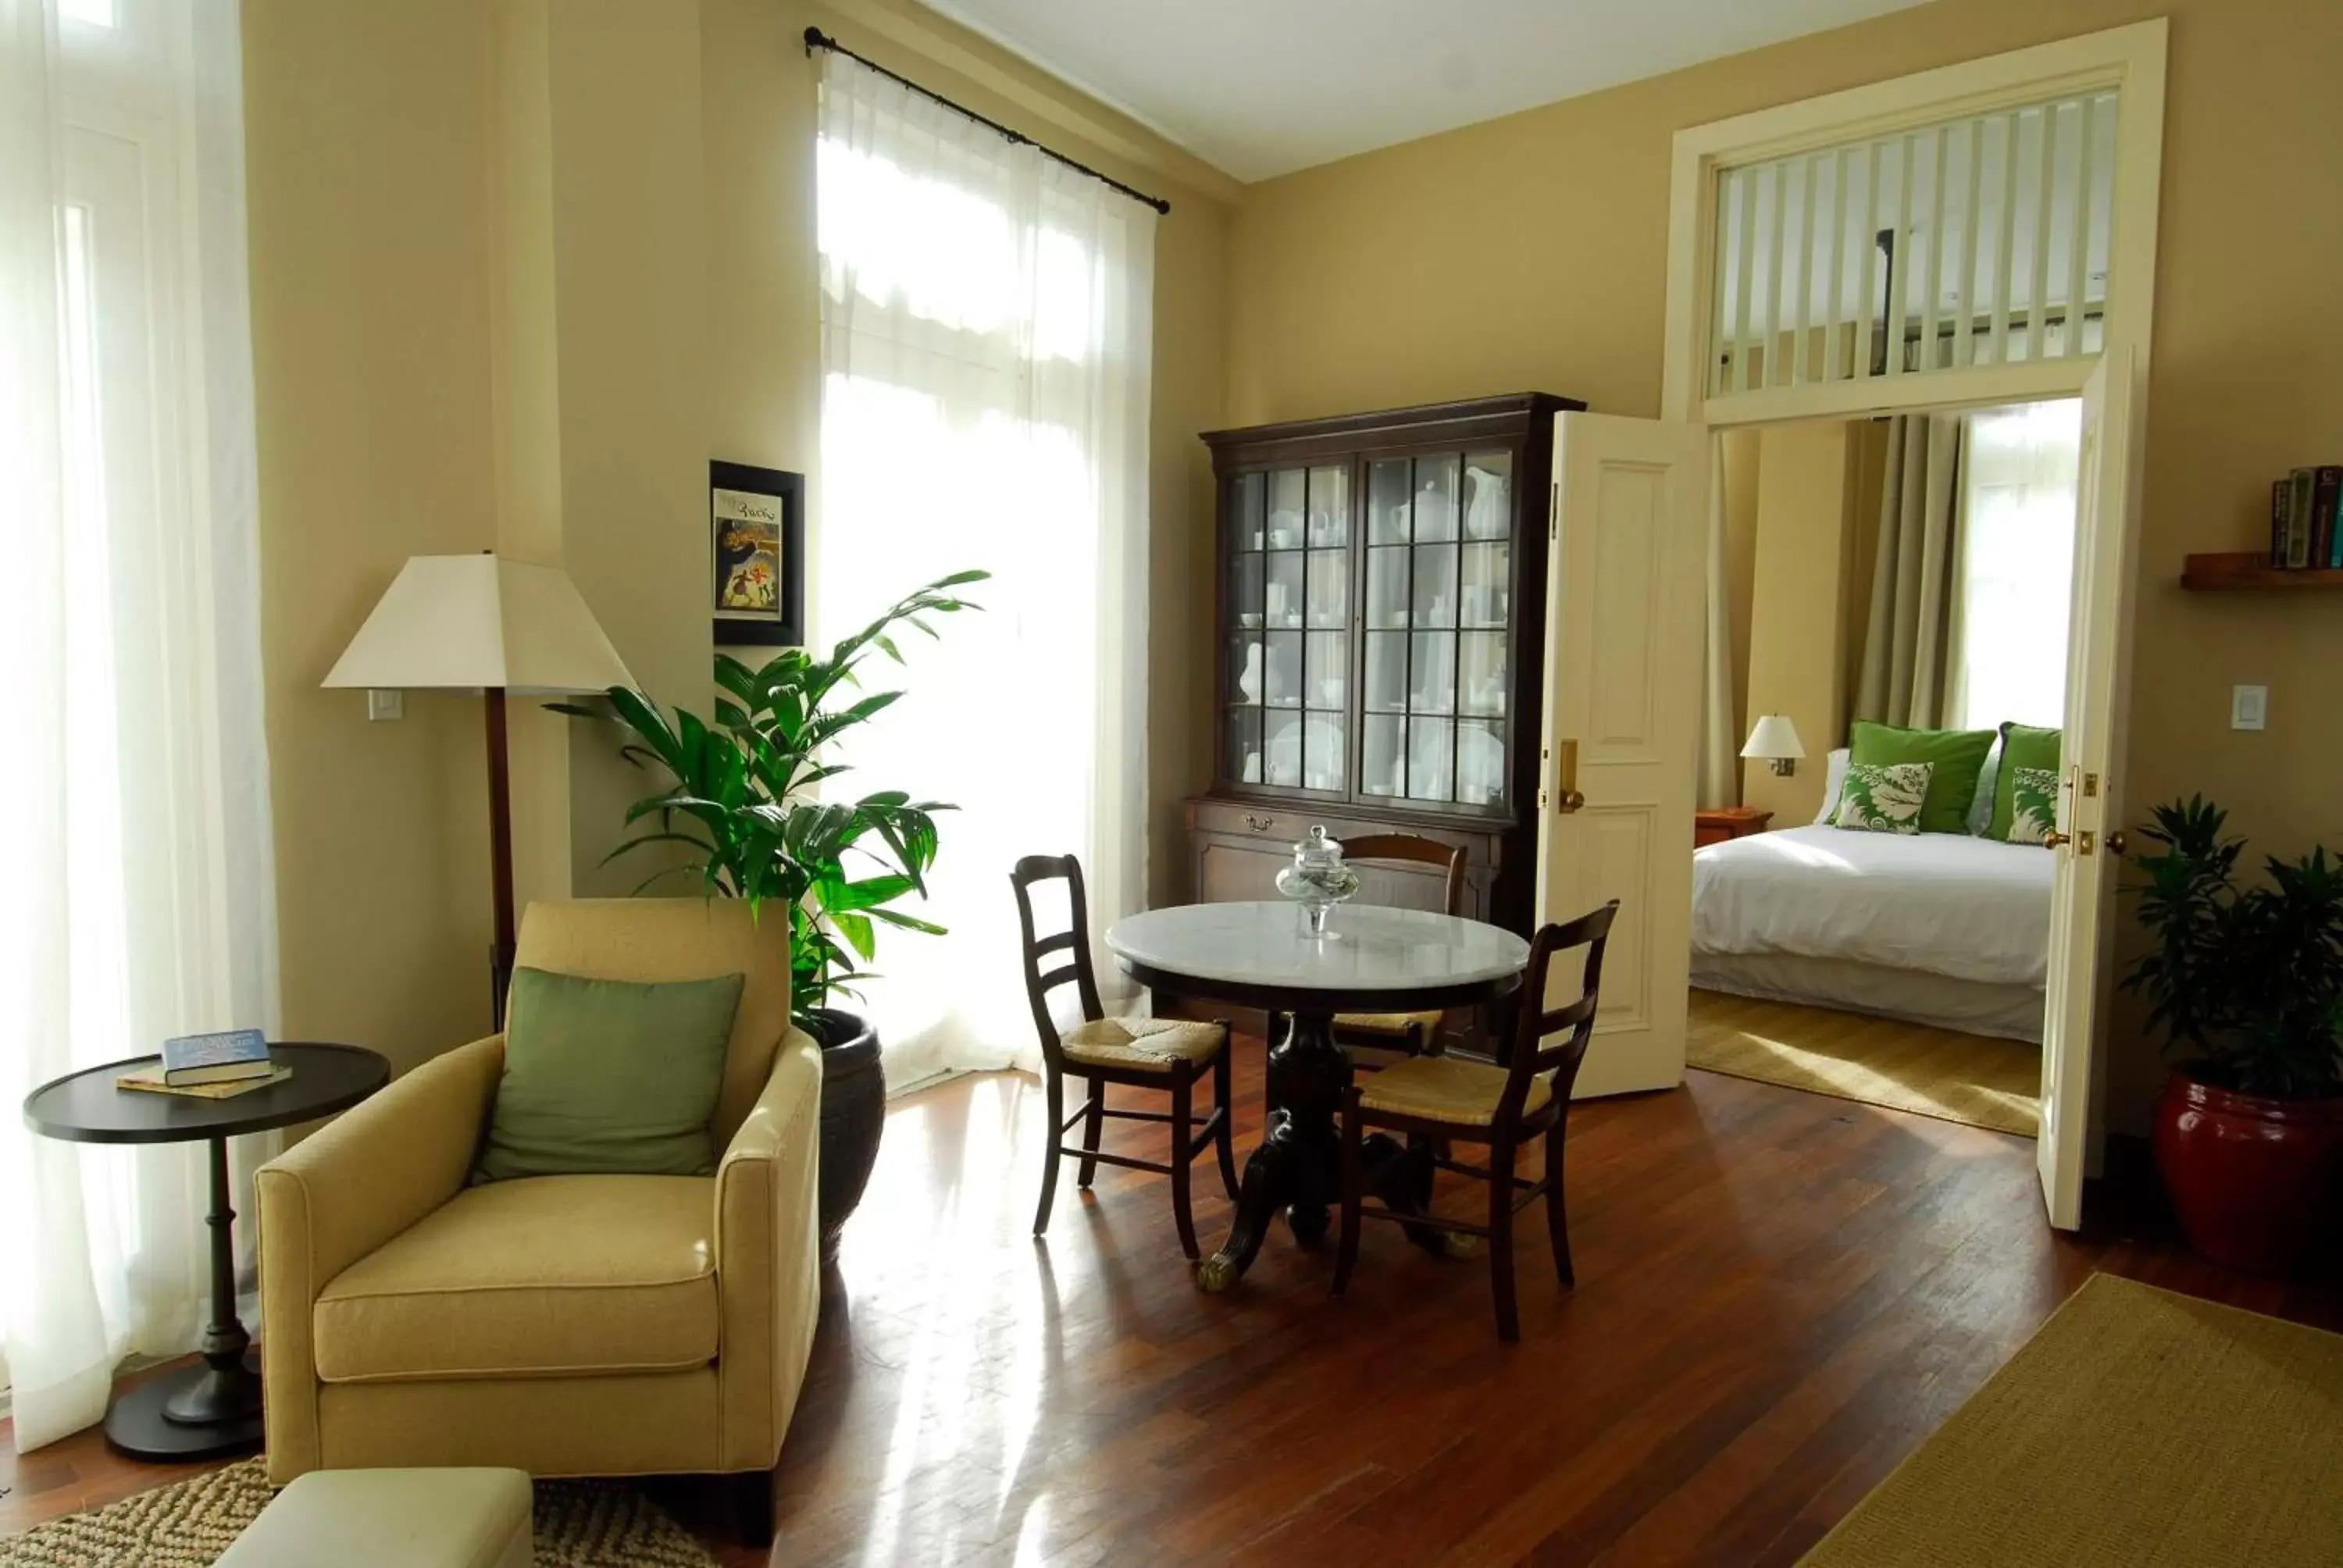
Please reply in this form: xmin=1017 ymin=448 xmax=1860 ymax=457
xmin=710 ymin=460 xmax=804 ymax=647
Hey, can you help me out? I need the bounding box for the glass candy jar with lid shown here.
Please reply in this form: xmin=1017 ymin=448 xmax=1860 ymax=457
xmin=1275 ymin=825 xmax=1361 ymax=937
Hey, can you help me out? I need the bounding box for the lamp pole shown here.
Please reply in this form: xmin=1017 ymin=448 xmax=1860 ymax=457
xmin=485 ymin=685 xmax=515 ymax=1027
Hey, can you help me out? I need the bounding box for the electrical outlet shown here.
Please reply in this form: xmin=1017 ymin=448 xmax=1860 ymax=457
xmin=2231 ymin=684 xmax=2267 ymax=732
xmin=367 ymin=689 xmax=405 ymax=722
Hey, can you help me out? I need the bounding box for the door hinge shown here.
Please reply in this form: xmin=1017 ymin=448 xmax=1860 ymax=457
xmin=1538 ymin=787 xmax=1550 ymax=809
xmin=2082 ymin=772 xmax=2099 ymax=799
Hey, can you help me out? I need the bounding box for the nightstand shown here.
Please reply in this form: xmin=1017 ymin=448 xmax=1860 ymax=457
xmin=1696 ymin=806 xmax=1773 ymax=847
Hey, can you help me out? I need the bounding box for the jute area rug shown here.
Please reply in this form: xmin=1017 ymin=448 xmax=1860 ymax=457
xmin=1687 ymin=988 xmax=2040 ymax=1138
xmin=1803 ymin=1273 xmax=2343 ymax=1566
xmin=0 ymin=1459 xmax=719 ymax=1567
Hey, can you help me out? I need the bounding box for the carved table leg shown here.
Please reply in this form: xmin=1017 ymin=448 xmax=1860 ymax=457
xmin=1195 ymin=1007 xmax=1348 ymax=1290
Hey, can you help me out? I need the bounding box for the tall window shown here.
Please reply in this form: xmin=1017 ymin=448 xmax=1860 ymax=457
xmin=814 ymin=52 xmax=1156 ymax=1085
xmin=1954 ymin=399 xmax=2082 ymax=730
xmin=2 ymin=0 xmax=277 ymax=1450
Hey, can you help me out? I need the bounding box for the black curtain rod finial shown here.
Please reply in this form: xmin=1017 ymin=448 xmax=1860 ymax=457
xmin=801 ymin=24 xmax=1170 ymax=216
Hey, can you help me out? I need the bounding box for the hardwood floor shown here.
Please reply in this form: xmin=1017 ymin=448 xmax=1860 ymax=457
xmin=5 ymin=1046 xmax=2338 ymax=1566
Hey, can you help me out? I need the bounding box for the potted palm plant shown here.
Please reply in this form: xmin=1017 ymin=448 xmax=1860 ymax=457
xmin=557 ymin=569 xmax=985 ymax=1263
xmin=2123 ymin=796 xmax=2343 ymax=1274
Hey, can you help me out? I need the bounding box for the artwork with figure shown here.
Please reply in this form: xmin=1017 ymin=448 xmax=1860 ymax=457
xmin=715 ymin=487 xmax=783 ymax=613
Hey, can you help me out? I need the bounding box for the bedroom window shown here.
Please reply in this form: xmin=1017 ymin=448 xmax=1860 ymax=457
xmin=1953 ymin=398 xmax=2082 ymax=730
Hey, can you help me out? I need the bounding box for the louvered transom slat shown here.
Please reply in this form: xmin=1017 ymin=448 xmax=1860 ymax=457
xmin=1707 ymin=89 xmax=2117 ymax=399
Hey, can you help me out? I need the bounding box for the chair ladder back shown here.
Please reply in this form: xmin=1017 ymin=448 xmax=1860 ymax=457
xmin=1010 ymin=854 xmax=1107 ymax=1070
xmin=1336 ymin=832 xmax=1468 ymax=917
xmin=1508 ymin=900 xmax=1621 ymax=1107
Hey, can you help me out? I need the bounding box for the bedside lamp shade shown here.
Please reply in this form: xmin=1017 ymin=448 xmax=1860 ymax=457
xmin=1740 ymin=714 xmax=1805 ymax=776
xmin=324 ymin=554 xmax=634 ymax=694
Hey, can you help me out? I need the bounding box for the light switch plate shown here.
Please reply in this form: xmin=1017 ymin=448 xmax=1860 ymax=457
xmin=367 ymin=688 xmax=405 ymax=722
xmin=2231 ymin=684 xmax=2267 ymax=732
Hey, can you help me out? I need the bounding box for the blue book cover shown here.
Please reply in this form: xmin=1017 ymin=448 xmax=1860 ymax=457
xmin=161 ymin=1028 xmax=273 ymax=1085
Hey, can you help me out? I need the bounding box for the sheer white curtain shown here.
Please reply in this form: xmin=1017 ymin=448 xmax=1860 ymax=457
xmin=1 ymin=0 xmax=278 ymax=1450
xmin=1951 ymin=398 xmax=2081 ymax=730
xmin=815 ymin=51 xmax=1155 ymax=1085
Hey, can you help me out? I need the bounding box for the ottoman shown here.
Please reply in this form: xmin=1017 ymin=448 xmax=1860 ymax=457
xmin=216 ymin=1466 xmax=533 ymax=1567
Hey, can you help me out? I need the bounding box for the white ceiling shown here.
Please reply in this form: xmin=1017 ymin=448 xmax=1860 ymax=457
xmin=916 ymin=0 xmax=1930 ymax=183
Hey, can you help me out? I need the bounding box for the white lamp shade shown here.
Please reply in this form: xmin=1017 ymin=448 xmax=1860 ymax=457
xmin=323 ymin=554 xmax=636 ymax=695
xmin=1740 ymin=713 xmax=1806 ymax=761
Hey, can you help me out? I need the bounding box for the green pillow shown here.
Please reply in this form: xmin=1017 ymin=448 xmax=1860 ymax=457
xmin=474 ymin=966 xmax=746 ymax=1183
xmin=2003 ymin=766 xmax=2061 ymax=846
xmin=1847 ymin=720 xmax=1995 ymax=835
xmin=1830 ymin=760 xmax=1932 ymax=835
xmin=1987 ymin=722 xmax=2063 ymax=841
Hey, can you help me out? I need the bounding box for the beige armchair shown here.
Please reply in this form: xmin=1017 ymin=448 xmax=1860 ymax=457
xmin=256 ymin=899 xmax=822 ymax=1541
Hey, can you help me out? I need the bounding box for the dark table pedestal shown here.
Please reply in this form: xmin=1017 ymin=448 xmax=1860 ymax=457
xmin=1195 ymin=1009 xmax=1460 ymax=1291
xmin=105 ymin=1135 xmax=264 ymax=1460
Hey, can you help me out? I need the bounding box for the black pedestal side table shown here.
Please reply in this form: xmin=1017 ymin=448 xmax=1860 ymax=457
xmin=21 ymin=1042 xmax=389 ymax=1461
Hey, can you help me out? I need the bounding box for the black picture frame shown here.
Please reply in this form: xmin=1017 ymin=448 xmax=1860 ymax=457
xmin=709 ymin=460 xmax=805 ymax=647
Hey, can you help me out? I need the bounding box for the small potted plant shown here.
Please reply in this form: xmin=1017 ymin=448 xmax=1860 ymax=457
xmin=2123 ymin=796 xmax=2343 ymax=1274
xmin=558 ymin=569 xmax=985 ymax=1263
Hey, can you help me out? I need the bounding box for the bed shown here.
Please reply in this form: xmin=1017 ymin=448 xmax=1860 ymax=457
xmin=1689 ymin=823 xmax=2054 ymax=1043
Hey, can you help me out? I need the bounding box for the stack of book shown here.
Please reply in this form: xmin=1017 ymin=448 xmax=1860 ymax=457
xmin=117 ymin=1028 xmax=290 ymax=1100
xmin=2270 ymin=465 xmax=2343 ymax=569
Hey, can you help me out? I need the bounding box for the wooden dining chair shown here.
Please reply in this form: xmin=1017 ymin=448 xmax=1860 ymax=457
xmin=1331 ymin=900 xmax=1619 ymax=1342
xmin=1011 ymin=855 xmax=1240 ymax=1259
xmin=1269 ymin=833 xmax=1469 ymax=1071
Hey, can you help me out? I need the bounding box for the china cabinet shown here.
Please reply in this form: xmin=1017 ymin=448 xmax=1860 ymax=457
xmin=1189 ymin=394 xmax=1585 ymax=936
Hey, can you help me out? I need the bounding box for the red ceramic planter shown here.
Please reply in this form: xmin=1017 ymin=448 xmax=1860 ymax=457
xmin=2152 ymin=1070 xmax=2343 ymax=1275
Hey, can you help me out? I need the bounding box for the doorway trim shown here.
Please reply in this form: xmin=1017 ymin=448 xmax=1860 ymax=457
xmin=1660 ymin=20 xmax=2167 ymax=429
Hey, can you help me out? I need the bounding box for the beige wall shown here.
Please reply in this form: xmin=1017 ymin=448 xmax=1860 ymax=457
xmin=244 ymin=0 xmax=1230 ymax=1074
xmin=1742 ymin=423 xmax=1855 ymax=827
xmin=1224 ymin=0 xmax=2343 ymax=1131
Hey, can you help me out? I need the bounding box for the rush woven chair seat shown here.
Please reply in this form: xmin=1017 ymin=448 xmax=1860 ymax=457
xmin=1271 ymin=833 xmax=1470 ymax=1073
xmin=1332 ymin=900 xmax=1618 ymax=1341
xmin=1013 ymin=855 xmax=1239 ymax=1258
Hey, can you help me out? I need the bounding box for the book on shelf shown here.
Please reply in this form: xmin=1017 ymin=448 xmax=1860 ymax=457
xmin=117 ymin=1064 xmax=293 ymax=1099
xmin=2270 ymin=466 xmax=2343 ymax=570
xmin=160 ymin=1027 xmax=273 ymax=1086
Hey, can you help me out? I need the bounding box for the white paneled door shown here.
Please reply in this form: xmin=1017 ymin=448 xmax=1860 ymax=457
xmin=1534 ymin=415 xmax=1710 ymax=1098
xmin=2038 ymin=347 xmax=2142 ymax=1228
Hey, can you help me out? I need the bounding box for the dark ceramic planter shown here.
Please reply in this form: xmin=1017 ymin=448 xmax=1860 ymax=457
xmin=808 ymin=1007 xmax=884 ymax=1266
xmin=2152 ymin=1069 xmax=2343 ymax=1276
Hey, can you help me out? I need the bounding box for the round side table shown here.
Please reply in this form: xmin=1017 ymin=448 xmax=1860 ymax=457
xmin=21 ymin=1042 xmax=389 ymax=1461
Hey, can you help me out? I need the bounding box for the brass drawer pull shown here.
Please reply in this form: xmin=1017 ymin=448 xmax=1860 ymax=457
xmin=1243 ymin=813 xmax=1277 ymax=832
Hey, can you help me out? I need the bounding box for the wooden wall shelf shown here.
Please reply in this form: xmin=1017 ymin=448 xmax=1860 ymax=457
xmin=2180 ymin=552 xmax=2343 ymax=592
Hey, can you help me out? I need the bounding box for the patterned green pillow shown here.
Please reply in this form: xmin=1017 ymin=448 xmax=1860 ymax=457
xmin=2004 ymin=766 xmax=2061 ymax=846
xmin=1831 ymin=761 xmax=1934 ymax=835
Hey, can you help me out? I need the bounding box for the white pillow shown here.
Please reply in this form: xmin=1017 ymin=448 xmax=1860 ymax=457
xmin=1967 ymin=735 xmax=2004 ymax=836
xmin=1810 ymin=748 xmax=1852 ymax=824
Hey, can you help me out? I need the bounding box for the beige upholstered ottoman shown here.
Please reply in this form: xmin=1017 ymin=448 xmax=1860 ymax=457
xmin=216 ymin=1466 xmax=533 ymax=1567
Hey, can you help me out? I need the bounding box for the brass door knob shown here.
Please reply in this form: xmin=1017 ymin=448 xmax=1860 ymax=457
xmin=2106 ymin=830 xmax=2128 ymax=855
xmin=1556 ymin=789 xmax=1586 ymax=814
xmin=2042 ymin=829 xmax=2072 ymax=849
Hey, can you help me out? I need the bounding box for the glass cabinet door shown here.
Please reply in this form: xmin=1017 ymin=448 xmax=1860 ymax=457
xmin=1358 ymin=448 xmax=1514 ymax=808
xmin=1227 ymin=465 xmax=1349 ymax=793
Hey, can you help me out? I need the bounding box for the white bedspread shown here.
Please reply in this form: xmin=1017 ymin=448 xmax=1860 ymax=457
xmin=1692 ymin=825 xmax=2054 ymax=987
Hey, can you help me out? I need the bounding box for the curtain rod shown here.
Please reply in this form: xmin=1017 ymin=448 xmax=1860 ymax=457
xmin=802 ymin=27 xmax=1171 ymax=216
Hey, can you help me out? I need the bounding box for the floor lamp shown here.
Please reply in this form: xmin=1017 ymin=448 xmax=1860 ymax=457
xmin=324 ymin=553 xmax=636 ymax=1025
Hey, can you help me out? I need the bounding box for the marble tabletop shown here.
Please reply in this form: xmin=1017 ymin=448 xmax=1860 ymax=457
xmin=1104 ymin=901 xmax=1530 ymax=997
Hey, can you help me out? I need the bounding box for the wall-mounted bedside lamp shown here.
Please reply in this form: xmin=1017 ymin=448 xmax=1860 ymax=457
xmin=1741 ymin=714 xmax=1806 ymax=777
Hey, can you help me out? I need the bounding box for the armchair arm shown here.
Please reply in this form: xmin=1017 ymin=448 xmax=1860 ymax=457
xmin=712 ymin=1026 xmax=823 ymax=1471
xmin=257 ymin=1035 xmax=503 ymax=1481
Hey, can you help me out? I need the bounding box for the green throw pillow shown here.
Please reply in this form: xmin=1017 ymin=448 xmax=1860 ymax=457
xmin=1847 ymin=720 xmax=1995 ymax=835
xmin=1988 ymin=722 xmax=2063 ymax=841
xmin=2004 ymin=766 xmax=2061 ymax=846
xmin=1831 ymin=760 xmax=1933 ymax=835
xmin=474 ymin=966 xmax=746 ymax=1183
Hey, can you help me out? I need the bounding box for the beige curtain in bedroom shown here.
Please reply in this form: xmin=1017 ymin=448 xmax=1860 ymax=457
xmin=1853 ymin=413 xmax=1967 ymax=729
xmin=1696 ymin=437 xmax=1739 ymax=810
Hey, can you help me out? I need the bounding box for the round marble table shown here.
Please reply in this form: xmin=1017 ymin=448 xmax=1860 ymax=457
xmin=1105 ymin=901 xmax=1530 ymax=1290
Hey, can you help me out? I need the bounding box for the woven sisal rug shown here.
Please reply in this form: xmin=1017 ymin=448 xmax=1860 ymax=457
xmin=0 ymin=1459 xmax=719 ymax=1567
xmin=1803 ymin=1273 xmax=2343 ymax=1566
